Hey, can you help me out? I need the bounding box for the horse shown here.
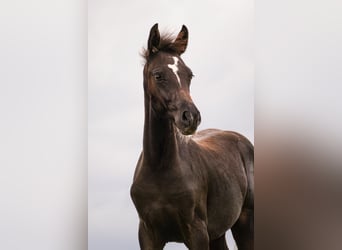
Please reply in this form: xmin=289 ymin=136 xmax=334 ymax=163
xmin=130 ymin=23 xmax=254 ymax=250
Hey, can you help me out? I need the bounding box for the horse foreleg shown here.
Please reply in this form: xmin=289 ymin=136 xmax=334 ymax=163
xmin=183 ymin=219 xmax=210 ymax=250
xmin=209 ymin=233 xmax=229 ymax=250
xmin=138 ymin=221 xmax=164 ymax=250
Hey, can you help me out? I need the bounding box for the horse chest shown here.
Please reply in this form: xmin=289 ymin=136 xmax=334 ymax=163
xmin=131 ymin=180 xmax=198 ymax=242
xmin=131 ymin=176 xmax=197 ymax=224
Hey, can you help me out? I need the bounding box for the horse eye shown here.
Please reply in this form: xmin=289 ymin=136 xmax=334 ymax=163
xmin=153 ymin=72 xmax=163 ymax=81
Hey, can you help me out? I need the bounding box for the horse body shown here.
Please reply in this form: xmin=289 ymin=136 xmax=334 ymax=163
xmin=130 ymin=24 xmax=253 ymax=250
xmin=192 ymin=129 xmax=253 ymax=239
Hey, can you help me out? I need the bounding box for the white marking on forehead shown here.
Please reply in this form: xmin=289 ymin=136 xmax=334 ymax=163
xmin=167 ymin=56 xmax=181 ymax=87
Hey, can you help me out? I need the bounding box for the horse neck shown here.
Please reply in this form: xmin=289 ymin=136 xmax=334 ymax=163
xmin=142 ymin=94 xmax=179 ymax=167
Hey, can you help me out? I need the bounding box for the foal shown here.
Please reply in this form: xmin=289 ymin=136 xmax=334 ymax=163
xmin=130 ymin=24 xmax=254 ymax=250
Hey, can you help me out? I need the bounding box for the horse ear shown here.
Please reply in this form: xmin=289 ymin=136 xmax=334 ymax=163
xmin=174 ymin=25 xmax=188 ymax=54
xmin=148 ymin=23 xmax=160 ymax=54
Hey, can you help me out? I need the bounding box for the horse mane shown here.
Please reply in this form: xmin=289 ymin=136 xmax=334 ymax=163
xmin=141 ymin=32 xmax=182 ymax=62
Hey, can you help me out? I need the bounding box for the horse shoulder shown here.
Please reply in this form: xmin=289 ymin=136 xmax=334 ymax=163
xmin=190 ymin=129 xmax=252 ymax=203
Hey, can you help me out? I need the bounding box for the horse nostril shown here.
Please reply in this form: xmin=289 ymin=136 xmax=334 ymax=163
xmin=182 ymin=111 xmax=193 ymax=124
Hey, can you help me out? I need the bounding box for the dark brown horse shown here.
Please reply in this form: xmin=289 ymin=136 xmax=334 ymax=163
xmin=130 ymin=24 xmax=254 ymax=250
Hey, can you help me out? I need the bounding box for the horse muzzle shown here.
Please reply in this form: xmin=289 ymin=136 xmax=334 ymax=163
xmin=177 ymin=106 xmax=201 ymax=135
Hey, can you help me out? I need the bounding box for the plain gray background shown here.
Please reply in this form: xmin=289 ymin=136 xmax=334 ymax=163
xmin=88 ymin=0 xmax=254 ymax=249
xmin=0 ymin=1 xmax=87 ymax=249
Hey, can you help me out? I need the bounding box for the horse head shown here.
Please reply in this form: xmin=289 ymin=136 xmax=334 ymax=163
xmin=143 ymin=23 xmax=201 ymax=135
